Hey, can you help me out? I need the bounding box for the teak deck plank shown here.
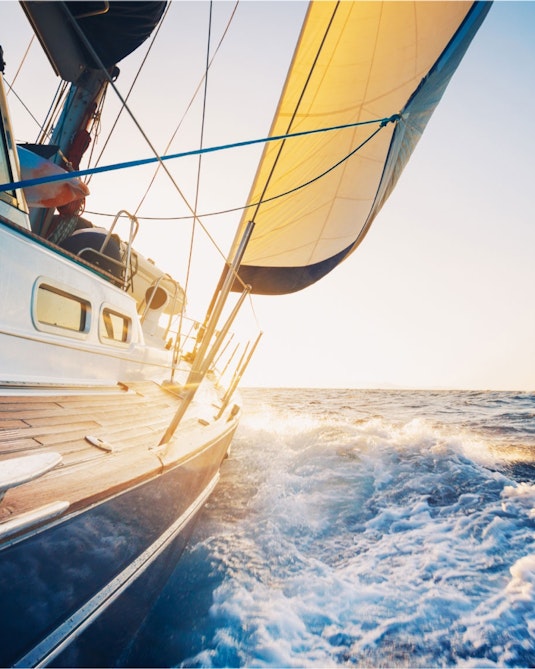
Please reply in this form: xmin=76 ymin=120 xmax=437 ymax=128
xmin=0 ymin=420 xmax=28 ymax=430
xmin=0 ymin=402 xmax=62 ymax=412
xmin=0 ymin=380 xmax=216 ymax=530
xmin=0 ymin=381 xmax=174 ymax=446
xmin=0 ymin=438 xmax=43 ymax=456
xmin=9 ymin=403 xmax=171 ymax=429
xmin=0 ymin=421 xmax=101 ymax=441
xmin=35 ymin=428 xmax=105 ymax=446
xmin=22 ymin=415 xmax=102 ymax=428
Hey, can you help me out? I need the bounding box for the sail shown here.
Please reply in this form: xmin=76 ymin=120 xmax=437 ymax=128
xmin=21 ymin=1 xmax=167 ymax=82
xmin=233 ymin=1 xmax=491 ymax=295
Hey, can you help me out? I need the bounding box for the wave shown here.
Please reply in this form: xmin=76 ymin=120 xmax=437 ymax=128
xmin=128 ymin=389 xmax=535 ymax=667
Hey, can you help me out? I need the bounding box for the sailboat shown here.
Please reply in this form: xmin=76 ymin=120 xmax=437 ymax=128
xmin=0 ymin=2 xmax=490 ymax=666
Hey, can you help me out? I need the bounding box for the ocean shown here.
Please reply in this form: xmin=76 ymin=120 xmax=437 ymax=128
xmin=126 ymin=388 xmax=535 ymax=668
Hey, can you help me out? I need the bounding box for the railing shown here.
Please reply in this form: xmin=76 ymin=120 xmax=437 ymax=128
xmin=99 ymin=210 xmax=139 ymax=291
xmin=158 ymin=221 xmax=255 ymax=446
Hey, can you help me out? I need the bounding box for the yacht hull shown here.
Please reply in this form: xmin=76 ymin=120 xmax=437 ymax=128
xmin=0 ymin=423 xmax=236 ymax=668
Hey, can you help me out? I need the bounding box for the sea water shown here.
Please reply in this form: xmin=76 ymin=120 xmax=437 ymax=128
xmin=126 ymin=388 xmax=535 ymax=668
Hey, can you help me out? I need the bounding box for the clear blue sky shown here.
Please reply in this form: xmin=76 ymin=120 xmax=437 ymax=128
xmin=3 ymin=1 xmax=535 ymax=390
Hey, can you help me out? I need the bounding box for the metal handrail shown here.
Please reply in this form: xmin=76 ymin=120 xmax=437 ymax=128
xmin=99 ymin=210 xmax=139 ymax=290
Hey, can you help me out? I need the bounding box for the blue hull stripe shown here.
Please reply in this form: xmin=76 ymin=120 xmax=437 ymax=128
xmin=13 ymin=473 xmax=219 ymax=668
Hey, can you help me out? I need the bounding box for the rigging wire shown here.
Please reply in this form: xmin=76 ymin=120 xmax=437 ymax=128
xmin=134 ymin=1 xmax=239 ymax=215
xmin=2 ymin=32 xmax=64 ymax=141
xmin=184 ymin=0 xmax=213 ymax=298
xmin=3 ymin=77 xmax=42 ymax=133
xmin=36 ymin=81 xmax=69 ymax=147
xmin=3 ymin=32 xmax=72 ymax=145
xmin=5 ymin=70 xmax=70 ymax=149
xmin=85 ymin=117 xmax=397 ymax=223
xmin=86 ymin=2 xmax=172 ymax=190
xmin=173 ymin=1 xmax=215 ymax=372
xmin=4 ymin=34 xmax=34 ymax=96
xmin=58 ymin=2 xmax=228 ymax=265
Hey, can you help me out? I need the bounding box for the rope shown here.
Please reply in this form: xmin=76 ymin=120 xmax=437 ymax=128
xmin=0 ymin=115 xmax=400 ymax=194
xmin=89 ymin=116 xmax=398 ymax=224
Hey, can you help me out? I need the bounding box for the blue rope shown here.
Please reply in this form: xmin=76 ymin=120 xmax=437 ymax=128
xmin=1 ymin=114 xmax=400 ymax=193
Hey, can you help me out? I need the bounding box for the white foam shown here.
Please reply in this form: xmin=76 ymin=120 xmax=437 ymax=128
xmin=507 ymin=554 xmax=535 ymax=598
xmin=184 ymin=391 xmax=535 ymax=667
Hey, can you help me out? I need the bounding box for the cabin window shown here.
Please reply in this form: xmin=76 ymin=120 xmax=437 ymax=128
xmin=99 ymin=308 xmax=131 ymax=344
xmin=35 ymin=284 xmax=90 ymax=332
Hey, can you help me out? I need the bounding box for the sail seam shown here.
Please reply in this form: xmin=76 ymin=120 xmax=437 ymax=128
xmin=248 ymin=2 xmax=341 ymax=223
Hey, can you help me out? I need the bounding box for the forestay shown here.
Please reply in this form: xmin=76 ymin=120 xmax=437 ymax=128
xmin=232 ymin=1 xmax=491 ymax=295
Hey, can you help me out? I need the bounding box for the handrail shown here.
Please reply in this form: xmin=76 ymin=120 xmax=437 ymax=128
xmin=99 ymin=210 xmax=139 ymax=290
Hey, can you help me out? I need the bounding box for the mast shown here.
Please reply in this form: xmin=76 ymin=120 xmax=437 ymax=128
xmin=20 ymin=1 xmax=167 ymax=234
xmin=30 ymin=67 xmax=110 ymax=237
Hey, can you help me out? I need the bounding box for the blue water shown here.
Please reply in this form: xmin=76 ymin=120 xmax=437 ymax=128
xmin=127 ymin=389 xmax=535 ymax=667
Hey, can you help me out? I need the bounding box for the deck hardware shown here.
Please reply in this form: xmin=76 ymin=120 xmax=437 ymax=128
xmin=0 ymin=452 xmax=62 ymax=502
xmin=85 ymin=435 xmax=115 ymax=452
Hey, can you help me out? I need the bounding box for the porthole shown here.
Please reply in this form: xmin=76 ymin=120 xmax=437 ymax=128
xmin=35 ymin=283 xmax=90 ymax=333
xmin=99 ymin=307 xmax=131 ymax=344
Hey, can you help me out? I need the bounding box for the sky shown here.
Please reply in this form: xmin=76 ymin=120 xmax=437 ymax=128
xmin=2 ymin=1 xmax=535 ymax=391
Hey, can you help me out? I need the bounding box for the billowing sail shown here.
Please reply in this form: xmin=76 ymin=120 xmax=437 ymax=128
xmin=233 ymin=1 xmax=491 ymax=295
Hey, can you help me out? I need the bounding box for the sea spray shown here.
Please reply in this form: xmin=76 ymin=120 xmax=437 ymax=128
xmin=126 ymin=389 xmax=535 ymax=667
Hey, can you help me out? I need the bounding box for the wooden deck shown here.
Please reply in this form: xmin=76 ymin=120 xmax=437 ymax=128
xmin=0 ymin=381 xmax=199 ymax=527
